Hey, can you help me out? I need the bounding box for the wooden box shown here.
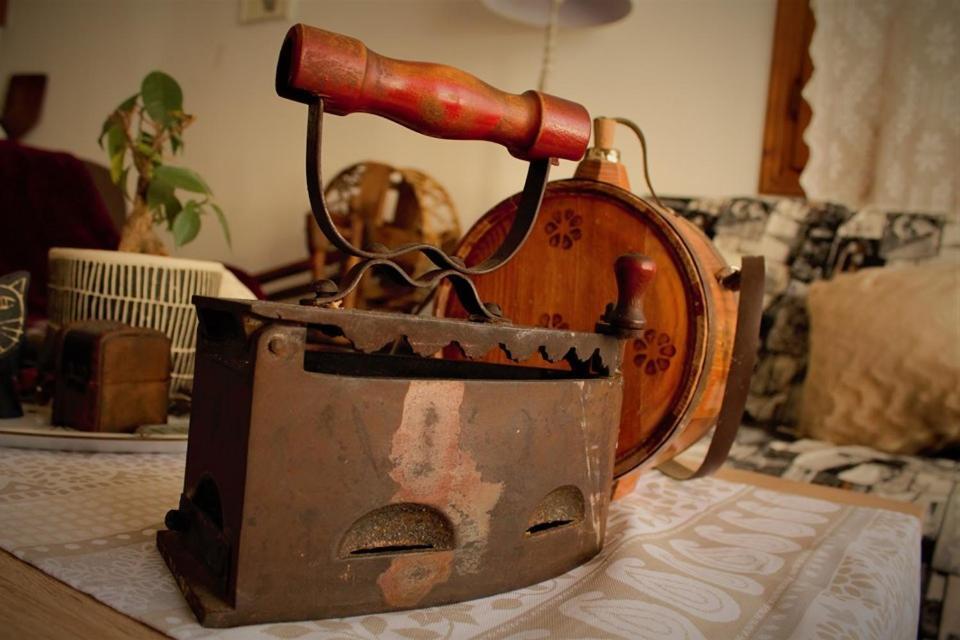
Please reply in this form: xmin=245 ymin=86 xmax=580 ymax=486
xmin=52 ymin=321 xmax=170 ymax=432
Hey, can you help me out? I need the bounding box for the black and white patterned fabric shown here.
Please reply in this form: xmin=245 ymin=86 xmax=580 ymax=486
xmin=662 ymin=195 xmax=960 ymax=639
xmin=661 ymin=196 xmax=960 ymax=431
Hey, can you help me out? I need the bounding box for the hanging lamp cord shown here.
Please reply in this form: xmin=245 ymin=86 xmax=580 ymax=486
xmin=538 ymin=0 xmax=563 ymax=92
xmin=611 ymin=116 xmax=664 ymax=210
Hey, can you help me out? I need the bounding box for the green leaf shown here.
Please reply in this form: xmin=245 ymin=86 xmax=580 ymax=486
xmin=153 ymin=164 xmax=210 ymax=194
xmin=135 ymin=141 xmax=156 ymax=159
xmin=98 ymin=116 xmax=114 ymax=149
xmin=147 ymin=181 xmax=182 ymax=228
xmin=106 ymin=124 xmax=126 ymax=157
xmin=116 ymin=166 xmax=130 ymax=194
xmin=98 ymin=95 xmax=137 ymax=148
xmin=141 ymin=71 xmax=183 ymax=125
xmin=165 ymin=197 xmax=183 ymax=229
xmin=146 ymin=179 xmax=173 ymax=209
xmin=109 ymin=153 xmax=124 ymax=184
xmin=211 ymin=202 xmax=231 ymax=248
xmin=117 ymin=93 xmax=138 ymax=113
xmin=172 ymin=201 xmax=201 ymax=247
xmin=106 ymin=125 xmax=127 ymax=183
xmin=170 ymin=132 xmax=183 ymax=154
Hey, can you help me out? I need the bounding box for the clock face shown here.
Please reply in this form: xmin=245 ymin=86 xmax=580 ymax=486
xmin=0 ymin=272 xmax=28 ymax=359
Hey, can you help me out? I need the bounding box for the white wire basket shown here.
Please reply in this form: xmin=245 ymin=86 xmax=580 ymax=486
xmin=47 ymin=248 xmax=254 ymax=398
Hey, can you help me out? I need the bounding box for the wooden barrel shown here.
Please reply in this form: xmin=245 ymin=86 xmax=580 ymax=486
xmin=435 ymin=177 xmax=741 ymax=478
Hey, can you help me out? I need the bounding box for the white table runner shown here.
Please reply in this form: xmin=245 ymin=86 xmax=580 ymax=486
xmin=0 ymin=447 xmax=920 ymax=639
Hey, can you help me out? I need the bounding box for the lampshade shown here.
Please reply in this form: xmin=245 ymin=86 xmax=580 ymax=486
xmin=481 ymin=0 xmax=634 ymax=28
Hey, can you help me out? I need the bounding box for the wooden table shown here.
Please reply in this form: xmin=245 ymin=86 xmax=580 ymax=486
xmin=0 ymin=548 xmax=166 ymax=639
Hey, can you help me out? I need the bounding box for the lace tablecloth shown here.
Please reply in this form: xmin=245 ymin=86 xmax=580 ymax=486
xmin=0 ymin=447 xmax=920 ymax=639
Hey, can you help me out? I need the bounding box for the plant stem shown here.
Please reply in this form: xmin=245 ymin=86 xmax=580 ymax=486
xmin=119 ymin=197 xmax=168 ymax=255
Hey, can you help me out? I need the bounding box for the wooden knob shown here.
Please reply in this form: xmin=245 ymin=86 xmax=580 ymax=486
xmin=597 ymin=254 xmax=656 ymax=337
xmin=276 ymin=24 xmax=591 ymax=161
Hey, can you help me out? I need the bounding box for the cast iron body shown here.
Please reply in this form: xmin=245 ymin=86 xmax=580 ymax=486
xmin=157 ymin=298 xmax=641 ymax=626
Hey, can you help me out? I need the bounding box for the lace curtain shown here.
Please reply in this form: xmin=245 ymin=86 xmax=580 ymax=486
xmin=801 ymin=0 xmax=960 ymax=217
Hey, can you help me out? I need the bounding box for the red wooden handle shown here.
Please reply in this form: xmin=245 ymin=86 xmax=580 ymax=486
xmin=276 ymin=24 xmax=591 ymax=161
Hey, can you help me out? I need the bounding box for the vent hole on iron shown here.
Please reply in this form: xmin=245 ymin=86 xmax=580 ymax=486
xmin=191 ymin=475 xmax=224 ymax=529
xmin=339 ymin=503 xmax=453 ymax=558
xmin=525 ymin=485 xmax=584 ymax=537
xmin=526 ymin=519 xmax=574 ymax=534
xmin=350 ymin=543 xmax=435 ymax=556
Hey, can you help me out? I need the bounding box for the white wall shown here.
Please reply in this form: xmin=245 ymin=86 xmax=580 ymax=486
xmin=0 ymin=0 xmax=776 ymax=272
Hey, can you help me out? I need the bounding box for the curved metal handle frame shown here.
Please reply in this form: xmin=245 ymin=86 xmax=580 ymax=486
xmin=303 ymin=98 xmax=551 ymax=320
xmin=301 ymin=259 xmax=507 ymax=322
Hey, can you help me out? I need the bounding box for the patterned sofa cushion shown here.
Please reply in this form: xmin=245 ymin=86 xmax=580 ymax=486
xmin=661 ymin=195 xmax=958 ymax=432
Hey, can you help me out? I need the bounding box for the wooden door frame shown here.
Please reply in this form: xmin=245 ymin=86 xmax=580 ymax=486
xmin=758 ymin=0 xmax=815 ymax=196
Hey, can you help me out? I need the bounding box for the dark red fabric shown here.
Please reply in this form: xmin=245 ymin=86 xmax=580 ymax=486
xmin=0 ymin=141 xmax=120 ymax=320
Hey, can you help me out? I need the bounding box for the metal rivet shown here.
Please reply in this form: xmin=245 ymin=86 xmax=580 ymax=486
xmin=715 ymin=266 xmax=741 ymax=291
xmin=314 ymin=279 xmax=339 ymax=295
xmin=484 ymin=302 xmax=503 ymax=317
xmin=268 ymin=336 xmax=291 ymax=357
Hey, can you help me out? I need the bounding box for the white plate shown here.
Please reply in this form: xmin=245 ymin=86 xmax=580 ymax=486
xmin=0 ymin=405 xmax=188 ymax=454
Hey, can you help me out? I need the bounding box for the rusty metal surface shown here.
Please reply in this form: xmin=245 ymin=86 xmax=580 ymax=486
xmin=200 ymin=296 xmax=624 ymax=375
xmin=158 ymin=298 xmax=624 ymax=626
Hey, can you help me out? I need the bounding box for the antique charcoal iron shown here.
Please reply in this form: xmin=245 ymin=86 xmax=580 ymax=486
xmin=157 ymin=24 xmax=655 ymax=627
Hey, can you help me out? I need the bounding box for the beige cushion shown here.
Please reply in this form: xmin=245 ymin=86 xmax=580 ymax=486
xmin=800 ymin=262 xmax=960 ymax=454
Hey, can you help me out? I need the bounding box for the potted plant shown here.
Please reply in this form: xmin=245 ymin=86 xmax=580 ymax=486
xmin=47 ymin=71 xmax=250 ymax=399
xmin=99 ymin=70 xmax=229 ymax=254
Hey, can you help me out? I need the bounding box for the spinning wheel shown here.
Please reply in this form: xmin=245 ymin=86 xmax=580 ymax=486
xmin=316 ymin=162 xmax=460 ymax=312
